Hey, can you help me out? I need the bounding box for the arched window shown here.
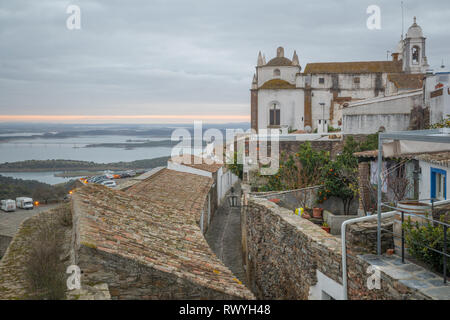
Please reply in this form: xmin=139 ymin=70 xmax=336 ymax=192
xmin=273 ymin=69 xmax=281 ymax=77
xmin=412 ymin=46 xmax=420 ymax=64
xmin=269 ymin=103 xmax=280 ymax=126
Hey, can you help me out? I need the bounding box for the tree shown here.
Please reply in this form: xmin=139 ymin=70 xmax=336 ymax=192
xmin=226 ymin=151 xmax=243 ymax=179
xmin=260 ymin=142 xmax=329 ymax=191
xmin=317 ymin=137 xmax=359 ymax=215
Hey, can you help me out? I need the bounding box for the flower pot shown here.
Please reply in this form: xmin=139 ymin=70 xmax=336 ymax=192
xmin=321 ymin=226 xmax=331 ymax=233
xmin=313 ymin=207 xmax=323 ymax=219
xmin=302 ymin=213 xmax=311 ymax=220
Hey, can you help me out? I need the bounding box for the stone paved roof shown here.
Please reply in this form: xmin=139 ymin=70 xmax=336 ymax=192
xmin=126 ymin=168 xmax=213 ymax=219
xmin=73 ymin=183 xmax=253 ymax=299
xmin=388 ymin=73 xmax=424 ymax=89
xmin=169 ymin=155 xmax=223 ymax=173
xmin=304 ymin=60 xmax=403 ymax=74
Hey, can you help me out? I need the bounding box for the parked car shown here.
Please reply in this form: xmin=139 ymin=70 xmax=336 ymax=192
xmin=1 ymin=199 xmax=16 ymax=212
xmin=89 ymin=175 xmax=107 ymax=184
xmin=16 ymin=197 xmax=34 ymax=210
xmin=101 ymin=180 xmax=117 ymax=188
xmin=104 ymin=173 xmax=114 ymax=179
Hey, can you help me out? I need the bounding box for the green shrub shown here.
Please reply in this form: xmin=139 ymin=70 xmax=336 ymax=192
xmin=403 ymin=216 xmax=450 ymax=274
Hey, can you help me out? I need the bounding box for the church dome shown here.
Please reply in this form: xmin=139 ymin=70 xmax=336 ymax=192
xmin=266 ymin=56 xmax=293 ymax=67
xmin=406 ymin=17 xmax=424 ymax=38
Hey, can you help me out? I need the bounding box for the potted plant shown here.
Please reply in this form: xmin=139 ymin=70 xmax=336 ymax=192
xmin=321 ymin=222 xmax=331 ymax=233
xmin=313 ymin=207 xmax=323 ymax=219
xmin=301 ymin=208 xmax=311 ymax=220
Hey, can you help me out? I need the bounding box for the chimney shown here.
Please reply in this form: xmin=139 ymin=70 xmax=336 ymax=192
xmin=392 ymin=52 xmax=399 ymax=61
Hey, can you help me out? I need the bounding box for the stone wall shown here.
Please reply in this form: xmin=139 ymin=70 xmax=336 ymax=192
xmin=252 ymin=186 xmax=359 ymax=216
xmin=279 ymin=139 xmax=344 ymax=159
xmin=241 ymin=193 xmax=431 ymax=300
xmin=74 ymin=245 xmax=244 ymax=300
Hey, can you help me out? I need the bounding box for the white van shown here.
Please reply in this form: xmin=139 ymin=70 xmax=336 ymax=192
xmin=101 ymin=180 xmax=117 ymax=188
xmin=16 ymin=197 xmax=34 ymax=210
xmin=1 ymin=199 xmax=16 ymax=212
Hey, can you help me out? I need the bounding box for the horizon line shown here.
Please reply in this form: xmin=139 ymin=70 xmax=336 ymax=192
xmin=0 ymin=114 xmax=250 ymax=124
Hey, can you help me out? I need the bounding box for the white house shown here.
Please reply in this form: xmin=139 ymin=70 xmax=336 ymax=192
xmin=415 ymin=152 xmax=450 ymax=201
xmin=342 ymin=89 xmax=423 ymax=134
xmin=167 ymin=154 xmax=239 ymax=207
xmin=424 ymin=66 xmax=450 ymax=124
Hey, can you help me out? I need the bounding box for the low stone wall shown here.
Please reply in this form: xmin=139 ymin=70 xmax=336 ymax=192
xmin=75 ymin=245 xmax=243 ymax=300
xmin=252 ymin=187 xmax=358 ymax=216
xmin=241 ymin=193 xmax=431 ymax=300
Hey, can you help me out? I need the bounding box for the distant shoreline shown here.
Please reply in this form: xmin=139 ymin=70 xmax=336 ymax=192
xmin=0 ymin=157 xmax=170 ymax=173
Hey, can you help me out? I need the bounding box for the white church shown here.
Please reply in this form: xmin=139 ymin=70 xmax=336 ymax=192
xmin=250 ymin=17 xmax=430 ymax=134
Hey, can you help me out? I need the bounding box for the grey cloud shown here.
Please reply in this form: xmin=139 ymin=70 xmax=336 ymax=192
xmin=0 ymin=0 xmax=449 ymax=117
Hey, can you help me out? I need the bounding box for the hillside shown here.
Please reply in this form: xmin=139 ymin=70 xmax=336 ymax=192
xmin=0 ymin=176 xmax=76 ymax=202
xmin=0 ymin=156 xmax=170 ymax=172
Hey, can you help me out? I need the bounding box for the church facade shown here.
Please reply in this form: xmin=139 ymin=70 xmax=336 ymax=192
xmin=250 ymin=18 xmax=429 ymax=134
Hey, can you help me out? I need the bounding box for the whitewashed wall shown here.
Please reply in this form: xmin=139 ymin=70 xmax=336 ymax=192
xmin=418 ymin=161 xmax=449 ymax=201
xmin=343 ymin=91 xmax=422 ymax=134
xmin=257 ymin=89 xmax=305 ymax=131
xmin=218 ymin=168 xmax=239 ymax=205
xmin=257 ymin=65 xmax=300 ymax=87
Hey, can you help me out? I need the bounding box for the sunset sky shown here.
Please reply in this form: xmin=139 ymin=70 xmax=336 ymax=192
xmin=1 ymin=0 xmax=449 ymax=123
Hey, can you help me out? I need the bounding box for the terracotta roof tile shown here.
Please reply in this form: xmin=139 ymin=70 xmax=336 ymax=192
xmin=388 ymin=73 xmax=424 ymax=89
xmin=304 ymin=61 xmax=403 ymax=74
xmin=73 ymin=182 xmax=253 ymax=299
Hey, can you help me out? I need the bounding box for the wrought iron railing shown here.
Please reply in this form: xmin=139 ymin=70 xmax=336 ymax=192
xmin=379 ymin=199 xmax=449 ymax=284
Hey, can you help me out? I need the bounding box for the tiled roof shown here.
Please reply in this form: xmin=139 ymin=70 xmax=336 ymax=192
xmin=126 ymin=168 xmax=213 ymax=218
xmin=260 ymin=79 xmax=296 ymax=90
xmin=413 ymin=152 xmax=450 ymax=167
xmin=304 ymin=61 xmax=403 ymax=74
xmin=169 ymin=155 xmax=223 ymax=173
xmin=265 ymin=56 xmax=293 ymax=66
xmin=353 ymin=150 xmax=379 ymax=158
xmin=73 ymin=183 xmax=253 ymax=299
xmin=388 ymin=73 xmax=424 ymax=89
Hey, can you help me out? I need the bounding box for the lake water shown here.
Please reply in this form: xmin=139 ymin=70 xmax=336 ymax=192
xmin=0 ymin=135 xmax=173 ymax=164
xmin=0 ymin=171 xmax=83 ymax=185
xmin=0 ymin=134 xmax=176 ymax=184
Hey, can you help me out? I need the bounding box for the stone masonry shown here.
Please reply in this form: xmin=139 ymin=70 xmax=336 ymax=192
xmin=241 ymin=193 xmax=446 ymax=300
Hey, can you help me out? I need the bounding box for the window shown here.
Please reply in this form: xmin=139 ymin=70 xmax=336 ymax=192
xmin=353 ymin=77 xmax=360 ymax=84
xmin=412 ymin=46 xmax=420 ymax=64
xmin=431 ymin=168 xmax=446 ymax=200
xmin=273 ymin=69 xmax=280 ymax=77
xmin=269 ymin=103 xmax=280 ymax=126
xmin=319 ymin=77 xmax=325 ymax=84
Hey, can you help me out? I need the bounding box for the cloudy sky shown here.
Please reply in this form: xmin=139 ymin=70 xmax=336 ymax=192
xmin=0 ymin=0 xmax=449 ymax=123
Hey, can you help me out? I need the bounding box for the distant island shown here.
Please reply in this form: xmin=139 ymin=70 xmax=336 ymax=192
xmin=83 ymin=139 xmax=177 ymax=148
xmin=0 ymin=157 xmax=170 ymax=172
